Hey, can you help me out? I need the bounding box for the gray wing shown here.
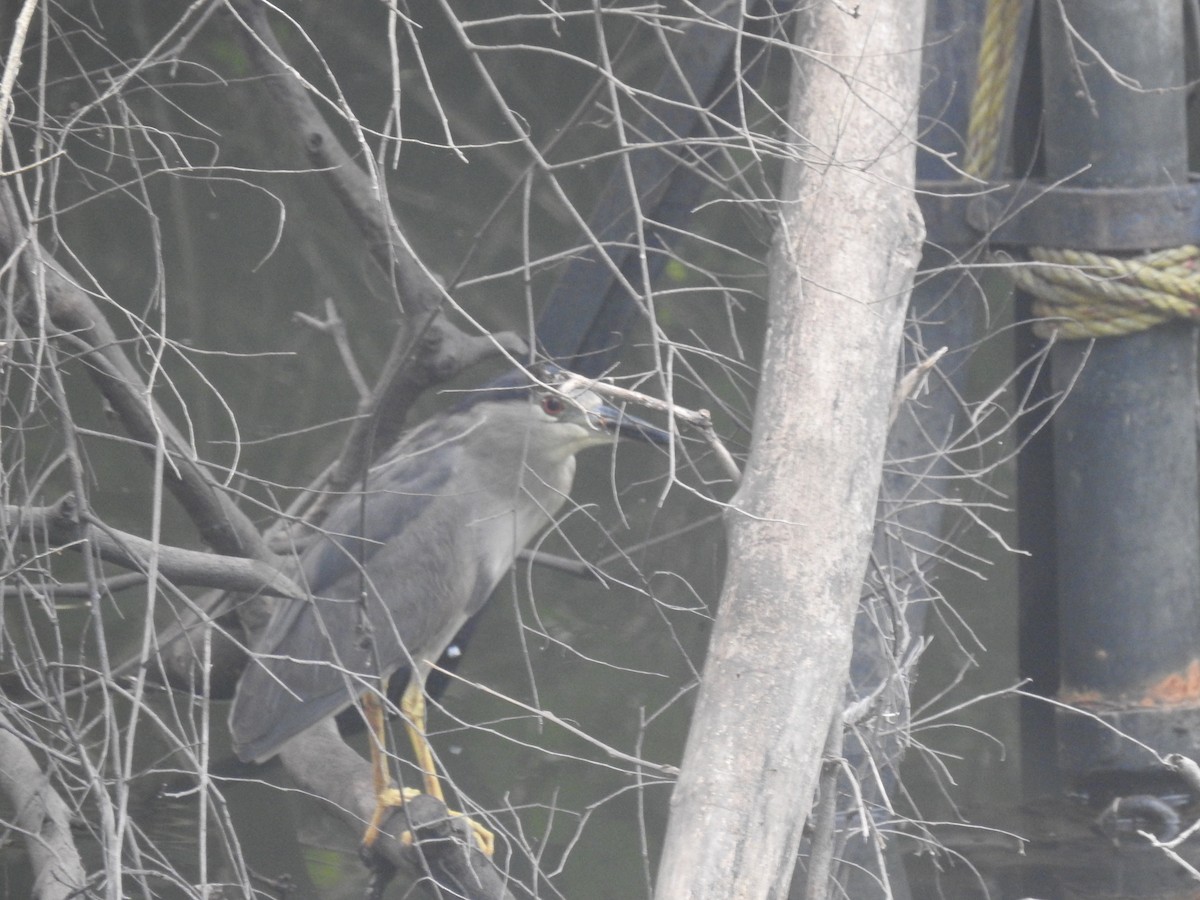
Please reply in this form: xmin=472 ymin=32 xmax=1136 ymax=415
xmin=302 ymin=448 xmax=453 ymax=595
xmin=230 ymin=449 xmax=479 ymax=763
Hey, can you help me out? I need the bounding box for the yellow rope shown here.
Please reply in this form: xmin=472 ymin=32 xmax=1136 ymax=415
xmin=965 ymin=0 xmax=1200 ymax=339
xmin=1015 ymin=246 xmax=1200 ymax=339
xmin=964 ymin=0 xmax=1023 ymax=179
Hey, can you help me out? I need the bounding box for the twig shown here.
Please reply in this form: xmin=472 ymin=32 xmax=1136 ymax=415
xmin=294 ymin=297 xmax=372 ymax=401
xmin=430 ymin=663 xmax=681 ymax=776
xmin=7 ymin=498 xmax=304 ymax=600
xmin=0 ymin=0 xmax=39 ymax=165
xmin=557 ymin=372 xmax=743 ymax=484
xmin=2 ymin=571 xmax=147 ymax=598
xmin=0 ymin=186 xmax=275 ymax=564
xmin=889 ymin=345 xmax=948 ymax=425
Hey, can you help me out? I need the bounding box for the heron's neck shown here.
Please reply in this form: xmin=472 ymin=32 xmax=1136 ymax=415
xmin=463 ymin=447 xmax=576 ymax=604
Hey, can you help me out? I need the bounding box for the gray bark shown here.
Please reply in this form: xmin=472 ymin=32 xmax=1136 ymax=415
xmin=653 ymin=3 xmax=926 ymax=898
xmin=0 ymin=714 xmax=88 ymax=900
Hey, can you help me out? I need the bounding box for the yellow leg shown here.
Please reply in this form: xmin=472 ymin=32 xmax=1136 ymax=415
xmin=363 ymin=675 xmax=494 ymax=857
xmin=362 ymin=682 xmax=418 ymax=849
xmin=400 ymin=676 xmax=445 ymax=801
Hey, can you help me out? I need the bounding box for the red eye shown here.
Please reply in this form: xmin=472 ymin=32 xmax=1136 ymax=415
xmin=541 ymin=395 xmax=565 ymax=416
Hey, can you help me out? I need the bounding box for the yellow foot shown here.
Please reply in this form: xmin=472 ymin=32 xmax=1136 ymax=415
xmin=363 ymin=786 xmax=420 ymax=849
xmin=463 ymin=815 xmax=494 ymax=857
xmin=362 ymin=787 xmax=494 ymax=857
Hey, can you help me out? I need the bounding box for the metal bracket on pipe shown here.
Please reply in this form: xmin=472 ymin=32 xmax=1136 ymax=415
xmin=918 ymin=179 xmax=1200 ymax=251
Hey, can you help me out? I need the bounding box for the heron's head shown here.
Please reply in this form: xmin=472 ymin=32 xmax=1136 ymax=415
xmin=456 ymin=364 xmax=670 ymax=464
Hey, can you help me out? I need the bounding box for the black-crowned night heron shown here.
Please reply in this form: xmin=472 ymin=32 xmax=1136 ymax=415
xmin=228 ymin=364 xmax=668 ymax=852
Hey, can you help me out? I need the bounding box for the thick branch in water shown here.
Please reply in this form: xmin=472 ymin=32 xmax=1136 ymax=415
xmin=7 ymin=498 xmax=303 ymax=601
xmin=0 ymin=713 xmax=87 ymax=900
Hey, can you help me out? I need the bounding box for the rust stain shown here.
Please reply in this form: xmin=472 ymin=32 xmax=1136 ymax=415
xmin=1060 ymin=659 xmax=1200 ymax=708
xmin=1140 ymin=659 xmax=1200 ymax=705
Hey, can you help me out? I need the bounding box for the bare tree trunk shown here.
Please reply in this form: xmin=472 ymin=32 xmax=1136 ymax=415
xmin=653 ymin=4 xmax=926 ymax=898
